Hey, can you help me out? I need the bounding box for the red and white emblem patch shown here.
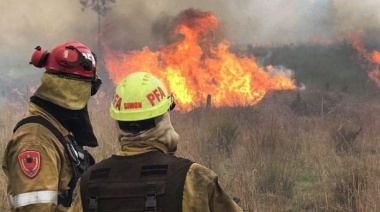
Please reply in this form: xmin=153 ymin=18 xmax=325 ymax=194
xmin=18 ymin=150 xmax=41 ymax=178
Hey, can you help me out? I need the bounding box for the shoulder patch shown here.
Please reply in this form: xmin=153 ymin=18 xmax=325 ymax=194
xmin=18 ymin=150 xmax=41 ymax=178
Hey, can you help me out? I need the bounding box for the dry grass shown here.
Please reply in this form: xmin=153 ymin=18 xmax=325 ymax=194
xmin=0 ymin=101 xmax=28 ymax=211
xmin=2 ymin=89 xmax=380 ymax=211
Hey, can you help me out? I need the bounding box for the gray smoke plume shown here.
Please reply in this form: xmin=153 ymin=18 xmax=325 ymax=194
xmin=1 ymin=0 xmax=380 ymax=81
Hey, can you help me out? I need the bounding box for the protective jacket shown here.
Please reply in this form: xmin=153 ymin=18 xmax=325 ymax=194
xmin=70 ymin=147 xmax=243 ymax=212
xmin=2 ymin=102 xmax=86 ymax=211
xmin=70 ymin=111 xmax=242 ymax=211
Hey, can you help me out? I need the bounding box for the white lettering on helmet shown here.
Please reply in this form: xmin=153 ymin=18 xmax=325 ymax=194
xmin=63 ymin=50 xmax=69 ymax=58
xmin=82 ymin=53 xmax=96 ymax=66
xmin=8 ymin=190 xmax=58 ymax=207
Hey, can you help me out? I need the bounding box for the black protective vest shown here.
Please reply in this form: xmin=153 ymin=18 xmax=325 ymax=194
xmin=80 ymin=151 xmax=194 ymax=212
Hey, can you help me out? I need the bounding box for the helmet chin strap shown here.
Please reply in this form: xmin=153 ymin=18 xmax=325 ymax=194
xmin=91 ymin=76 xmax=102 ymax=96
xmin=169 ymin=93 xmax=176 ymax=111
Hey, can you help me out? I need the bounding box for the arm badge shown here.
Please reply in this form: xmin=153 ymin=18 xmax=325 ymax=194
xmin=18 ymin=150 xmax=41 ymax=178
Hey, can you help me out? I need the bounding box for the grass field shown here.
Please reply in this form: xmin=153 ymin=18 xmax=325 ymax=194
xmin=2 ymin=89 xmax=380 ymax=211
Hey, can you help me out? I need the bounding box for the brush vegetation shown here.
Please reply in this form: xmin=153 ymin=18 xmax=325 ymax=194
xmin=2 ymin=42 xmax=380 ymax=211
xmin=2 ymin=89 xmax=380 ymax=211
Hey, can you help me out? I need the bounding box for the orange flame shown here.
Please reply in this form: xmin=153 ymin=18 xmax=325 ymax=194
xmin=104 ymin=10 xmax=296 ymax=111
xmin=351 ymin=37 xmax=380 ymax=87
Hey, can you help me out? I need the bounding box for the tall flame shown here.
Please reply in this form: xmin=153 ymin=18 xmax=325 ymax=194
xmin=104 ymin=9 xmax=296 ymax=111
xmin=351 ymin=37 xmax=380 ymax=88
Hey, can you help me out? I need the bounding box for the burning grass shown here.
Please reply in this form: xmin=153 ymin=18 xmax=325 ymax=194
xmin=103 ymin=9 xmax=296 ymax=111
xmin=2 ymin=89 xmax=380 ymax=211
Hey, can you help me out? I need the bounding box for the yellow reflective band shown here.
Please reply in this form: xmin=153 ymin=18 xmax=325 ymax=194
xmin=8 ymin=190 xmax=58 ymax=207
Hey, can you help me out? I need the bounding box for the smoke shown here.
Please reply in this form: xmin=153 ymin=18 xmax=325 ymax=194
xmin=103 ymin=0 xmax=380 ymax=48
xmin=1 ymin=0 xmax=380 ymax=80
xmin=0 ymin=0 xmax=98 ymax=81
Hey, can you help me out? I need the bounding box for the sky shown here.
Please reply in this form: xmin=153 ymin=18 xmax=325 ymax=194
xmin=0 ymin=0 xmax=379 ymax=84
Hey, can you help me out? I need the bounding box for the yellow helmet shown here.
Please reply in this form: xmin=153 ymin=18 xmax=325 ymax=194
xmin=110 ymin=72 xmax=174 ymax=121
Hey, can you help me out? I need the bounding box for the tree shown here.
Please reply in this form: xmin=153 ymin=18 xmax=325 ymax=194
xmin=79 ymin=0 xmax=115 ymax=16
xmin=79 ymin=0 xmax=116 ymax=50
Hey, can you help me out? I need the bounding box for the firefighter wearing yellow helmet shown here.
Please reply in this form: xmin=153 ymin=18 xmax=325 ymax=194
xmin=70 ymin=72 xmax=242 ymax=211
xmin=110 ymin=72 xmax=174 ymax=121
xmin=2 ymin=41 xmax=101 ymax=211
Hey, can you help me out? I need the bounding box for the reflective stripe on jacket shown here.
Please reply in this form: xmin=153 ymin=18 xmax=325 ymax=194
xmin=8 ymin=190 xmax=58 ymax=207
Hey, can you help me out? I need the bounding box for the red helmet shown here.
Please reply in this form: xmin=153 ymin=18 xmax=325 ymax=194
xmin=30 ymin=41 xmax=97 ymax=79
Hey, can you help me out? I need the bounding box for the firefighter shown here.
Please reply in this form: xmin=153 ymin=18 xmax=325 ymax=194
xmin=2 ymin=41 xmax=102 ymax=211
xmin=70 ymin=72 xmax=243 ymax=212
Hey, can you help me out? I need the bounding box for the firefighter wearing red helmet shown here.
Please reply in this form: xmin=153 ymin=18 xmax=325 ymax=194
xmin=2 ymin=41 xmax=101 ymax=211
xmin=69 ymin=72 xmax=243 ymax=212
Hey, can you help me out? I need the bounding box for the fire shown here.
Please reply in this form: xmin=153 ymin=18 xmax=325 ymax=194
xmin=104 ymin=9 xmax=296 ymax=111
xmin=351 ymin=37 xmax=380 ymax=87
